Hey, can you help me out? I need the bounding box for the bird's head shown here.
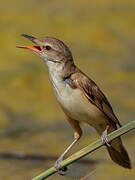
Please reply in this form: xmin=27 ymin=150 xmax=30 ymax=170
xmin=17 ymin=34 xmax=73 ymax=65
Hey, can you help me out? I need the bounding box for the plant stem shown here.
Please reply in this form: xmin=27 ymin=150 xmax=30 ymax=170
xmin=32 ymin=120 xmax=135 ymax=180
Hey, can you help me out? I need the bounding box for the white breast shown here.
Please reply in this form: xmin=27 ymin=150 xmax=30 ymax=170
xmin=49 ymin=68 xmax=107 ymax=126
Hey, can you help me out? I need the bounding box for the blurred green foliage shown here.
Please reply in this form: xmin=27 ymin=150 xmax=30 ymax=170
xmin=0 ymin=0 xmax=135 ymax=179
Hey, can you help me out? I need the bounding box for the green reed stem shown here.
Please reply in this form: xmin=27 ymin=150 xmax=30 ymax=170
xmin=32 ymin=120 xmax=135 ymax=180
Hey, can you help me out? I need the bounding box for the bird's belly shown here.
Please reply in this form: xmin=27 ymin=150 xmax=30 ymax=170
xmin=54 ymin=83 xmax=107 ymax=126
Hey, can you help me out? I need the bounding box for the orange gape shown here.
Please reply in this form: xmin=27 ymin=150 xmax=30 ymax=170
xmin=17 ymin=45 xmax=42 ymax=52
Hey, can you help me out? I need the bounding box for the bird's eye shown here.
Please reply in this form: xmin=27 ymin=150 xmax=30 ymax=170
xmin=43 ymin=45 xmax=51 ymax=51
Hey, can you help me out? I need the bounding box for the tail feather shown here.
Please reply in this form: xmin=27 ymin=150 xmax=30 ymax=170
xmin=107 ymin=137 xmax=132 ymax=169
xmin=96 ymin=123 xmax=132 ymax=169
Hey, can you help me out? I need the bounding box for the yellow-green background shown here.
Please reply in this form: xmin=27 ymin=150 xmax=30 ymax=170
xmin=0 ymin=0 xmax=135 ymax=179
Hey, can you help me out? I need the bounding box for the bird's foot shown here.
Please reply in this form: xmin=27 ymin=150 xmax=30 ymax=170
xmin=101 ymin=125 xmax=111 ymax=147
xmin=54 ymin=156 xmax=68 ymax=176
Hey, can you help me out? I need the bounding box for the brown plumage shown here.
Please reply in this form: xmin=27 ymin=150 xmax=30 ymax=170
xmin=18 ymin=34 xmax=132 ymax=171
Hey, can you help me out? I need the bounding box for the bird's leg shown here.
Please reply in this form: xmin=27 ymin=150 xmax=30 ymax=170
xmin=101 ymin=124 xmax=111 ymax=147
xmin=54 ymin=134 xmax=79 ymax=175
xmin=55 ymin=118 xmax=82 ymax=175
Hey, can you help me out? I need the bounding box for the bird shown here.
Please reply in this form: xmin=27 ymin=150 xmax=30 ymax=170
xmin=17 ymin=34 xmax=132 ymax=173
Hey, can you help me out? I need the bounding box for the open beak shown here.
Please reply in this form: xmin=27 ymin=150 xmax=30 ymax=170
xmin=17 ymin=34 xmax=43 ymax=53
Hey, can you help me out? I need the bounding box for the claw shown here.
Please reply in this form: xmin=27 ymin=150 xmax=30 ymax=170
xmin=101 ymin=125 xmax=111 ymax=147
xmin=54 ymin=156 xmax=68 ymax=176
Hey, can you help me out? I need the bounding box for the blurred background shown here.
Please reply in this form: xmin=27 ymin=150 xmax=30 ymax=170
xmin=0 ymin=0 xmax=135 ymax=179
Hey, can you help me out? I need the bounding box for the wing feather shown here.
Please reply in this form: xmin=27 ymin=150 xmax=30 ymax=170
xmin=70 ymin=72 xmax=121 ymax=127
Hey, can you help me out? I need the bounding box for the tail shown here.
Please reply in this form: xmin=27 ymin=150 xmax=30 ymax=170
xmin=96 ymin=123 xmax=132 ymax=169
xmin=107 ymin=138 xmax=132 ymax=169
xmin=107 ymin=124 xmax=132 ymax=169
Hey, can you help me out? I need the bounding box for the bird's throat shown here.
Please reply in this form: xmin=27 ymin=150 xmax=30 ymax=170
xmin=47 ymin=59 xmax=76 ymax=80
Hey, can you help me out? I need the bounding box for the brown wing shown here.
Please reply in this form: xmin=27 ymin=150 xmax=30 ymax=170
xmin=70 ymin=72 xmax=121 ymax=127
